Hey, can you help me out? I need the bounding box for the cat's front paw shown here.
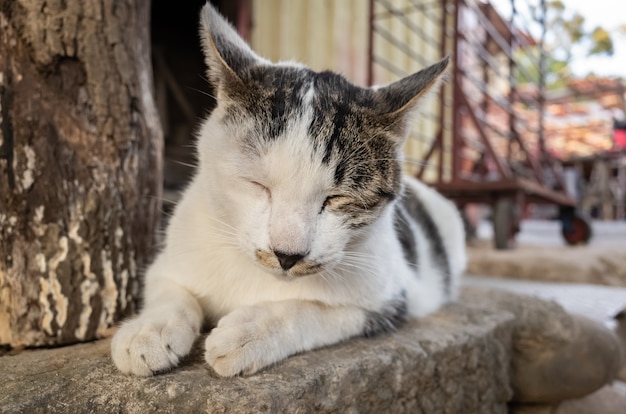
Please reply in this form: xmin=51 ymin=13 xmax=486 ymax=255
xmin=111 ymin=310 xmax=200 ymax=376
xmin=204 ymin=306 xmax=286 ymax=377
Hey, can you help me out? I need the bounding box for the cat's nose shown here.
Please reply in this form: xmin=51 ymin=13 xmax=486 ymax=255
xmin=274 ymin=251 xmax=305 ymax=271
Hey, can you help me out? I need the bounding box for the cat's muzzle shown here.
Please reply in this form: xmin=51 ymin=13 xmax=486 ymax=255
xmin=255 ymin=249 xmax=324 ymax=278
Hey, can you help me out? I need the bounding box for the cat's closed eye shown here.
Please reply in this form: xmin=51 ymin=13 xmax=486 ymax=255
xmin=249 ymin=181 xmax=271 ymax=199
xmin=320 ymin=195 xmax=347 ymax=213
xmin=322 ymin=193 xmax=389 ymax=215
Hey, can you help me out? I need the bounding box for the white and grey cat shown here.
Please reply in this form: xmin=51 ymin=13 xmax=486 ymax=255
xmin=111 ymin=3 xmax=466 ymax=377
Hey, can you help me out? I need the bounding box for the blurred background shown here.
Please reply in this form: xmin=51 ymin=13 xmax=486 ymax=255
xmin=152 ymin=0 xmax=626 ymax=250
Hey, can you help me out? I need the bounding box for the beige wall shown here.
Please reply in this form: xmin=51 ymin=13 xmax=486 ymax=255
xmin=251 ymin=0 xmax=370 ymax=86
xmin=250 ymin=0 xmax=448 ymax=180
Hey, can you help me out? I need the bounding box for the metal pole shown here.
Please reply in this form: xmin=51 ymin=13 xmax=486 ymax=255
xmin=451 ymin=0 xmax=462 ymax=183
xmin=367 ymin=0 xmax=375 ymax=87
xmin=508 ymin=0 xmax=516 ymax=165
xmin=537 ymin=0 xmax=547 ymax=157
xmin=435 ymin=0 xmax=450 ymax=183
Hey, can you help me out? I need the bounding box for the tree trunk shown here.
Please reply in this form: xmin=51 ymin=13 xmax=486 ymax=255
xmin=0 ymin=0 xmax=162 ymax=348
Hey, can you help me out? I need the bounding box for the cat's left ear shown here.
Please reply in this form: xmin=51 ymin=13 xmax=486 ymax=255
xmin=373 ymin=56 xmax=450 ymax=138
xmin=199 ymin=3 xmax=267 ymax=89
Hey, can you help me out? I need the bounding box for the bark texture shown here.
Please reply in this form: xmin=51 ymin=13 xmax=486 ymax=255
xmin=0 ymin=0 xmax=162 ymax=347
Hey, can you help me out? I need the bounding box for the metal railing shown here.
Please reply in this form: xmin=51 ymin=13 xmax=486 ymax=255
xmin=369 ymin=0 xmax=574 ymax=208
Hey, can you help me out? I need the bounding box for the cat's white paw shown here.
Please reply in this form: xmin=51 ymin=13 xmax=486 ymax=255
xmin=111 ymin=309 xmax=200 ymax=376
xmin=204 ymin=306 xmax=285 ymax=377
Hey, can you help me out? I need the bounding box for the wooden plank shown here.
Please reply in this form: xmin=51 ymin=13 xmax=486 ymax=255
xmin=432 ymin=177 xmax=576 ymax=207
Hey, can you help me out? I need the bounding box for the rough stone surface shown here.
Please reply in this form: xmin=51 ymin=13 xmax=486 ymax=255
xmin=510 ymin=381 xmax=626 ymax=414
xmin=0 ymin=289 xmax=514 ymax=414
xmin=462 ymin=288 xmax=622 ymax=403
xmin=1 ymin=287 xmax=620 ymax=413
xmin=554 ymin=381 xmax=626 ymax=414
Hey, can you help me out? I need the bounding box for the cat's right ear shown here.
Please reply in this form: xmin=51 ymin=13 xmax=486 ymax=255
xmin=199 ymin=3 xmax=266 ymax=89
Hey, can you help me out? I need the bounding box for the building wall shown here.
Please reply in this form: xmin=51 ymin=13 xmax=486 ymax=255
xmin=251 ymin=0 xmax=370 ymax=86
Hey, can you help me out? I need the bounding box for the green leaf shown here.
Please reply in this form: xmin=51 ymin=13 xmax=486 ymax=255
xmin=588 ymin=27 xmax=614 ymax=56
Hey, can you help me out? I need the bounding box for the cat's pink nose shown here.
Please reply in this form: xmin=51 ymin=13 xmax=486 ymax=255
xmin=274 ymin=251 xmax=305 ymax=271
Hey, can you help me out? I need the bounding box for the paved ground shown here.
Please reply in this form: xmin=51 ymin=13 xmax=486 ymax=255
xmin=476 ymin=219 xmax=626 ymax=248
xmin=467 ymin=219 xmax=626 ymax=330
xmin=464 ymin=276 xmax=626 ymax=330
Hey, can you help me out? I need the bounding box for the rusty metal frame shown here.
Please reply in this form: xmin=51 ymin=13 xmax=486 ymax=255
xmin=369 ymin=0 xmax=576 ymax=210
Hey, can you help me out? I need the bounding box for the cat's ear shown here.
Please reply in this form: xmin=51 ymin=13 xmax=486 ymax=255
xmin=373 ymin=56 xmax=450 ymax=137
xmin=199 ymin=3 xmax=266 ymax=88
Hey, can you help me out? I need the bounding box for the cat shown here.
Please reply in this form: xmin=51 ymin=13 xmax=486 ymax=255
xmin=110 ymin=3 xmax=466 ymax=378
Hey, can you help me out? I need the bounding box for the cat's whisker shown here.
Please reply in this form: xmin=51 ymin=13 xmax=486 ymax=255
xmin=338 ymin=260 xmax=378 ymax=278
xmin=341 ymin=254 xmax=380 ymax=271
xmin=342 ymin=250 xmax=376 ymax=261
xmin=198 ymin=73 xmax=212 ymax=86
xmin=317 ymin=270 xmax=331 ymax=284
xmin=172 ymin=159 xmax=199 ymax=169
xmin=206 ymin=216 xmax=239 ymax=232
xmin=149 ymin=194 xmax=182 ymax=206
xmin=322 ymin=267 xmax=350 ymax=287
xmin=208 ymin=227 xmax=240 ymax=238
xmin=166 ymin=247 xmax=212 ymax=259
xmin=187 ymin=86 xmax=217 ymax=100
xmin=167 ymin=221 xmax=240 ymax=240
xmin=166 ymin=243 xmax=244 ymax=259
xmin=158 ymin=223 xmax=240 ymax=241
xmin=341 ymin=256 xmax=377 ymax=268
xmin=339 ymin=250 xmax=377 ymax=270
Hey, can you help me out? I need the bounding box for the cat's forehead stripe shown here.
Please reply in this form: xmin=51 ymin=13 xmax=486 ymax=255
xmin=235 ymin=65 xmax=402 ymax=206
xmin=242 ymin=66 xmax=373 ymax=147
xmin=307 ymin=71 xmax=371 ymax=165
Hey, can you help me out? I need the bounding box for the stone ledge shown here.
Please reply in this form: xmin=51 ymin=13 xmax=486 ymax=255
xmin=0 ymin=287 xmax=618 ymax=414
xmin=466 ymin=244 xmax=626 ymax=287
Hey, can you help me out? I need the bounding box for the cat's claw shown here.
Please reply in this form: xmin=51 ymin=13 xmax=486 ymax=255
xmin=111 ymin=311 xmax=199 ymax=376
xmin=204 ymin=306 xmax=283 ymax=377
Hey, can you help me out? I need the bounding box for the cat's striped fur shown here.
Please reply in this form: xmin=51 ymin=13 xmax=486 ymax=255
xmin=111 ymin=3 xmax=466 ymax=377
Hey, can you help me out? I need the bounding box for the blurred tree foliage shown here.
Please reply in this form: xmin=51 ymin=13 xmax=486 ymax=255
xmin=516 ymin=0 xmax=622 ymax=89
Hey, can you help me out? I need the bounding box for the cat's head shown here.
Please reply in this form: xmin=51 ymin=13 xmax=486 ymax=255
xmin=196 ymin=4 xmax=448 ymax=280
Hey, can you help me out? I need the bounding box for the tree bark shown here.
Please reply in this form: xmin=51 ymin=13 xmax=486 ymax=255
xmin=0 ymin=0 xmax=162 ymax=348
